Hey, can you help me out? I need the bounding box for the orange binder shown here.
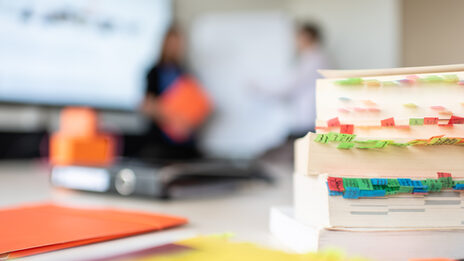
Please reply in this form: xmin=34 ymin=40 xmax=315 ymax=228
xmin=0 ymin=203 xmax=187 ymax=259
xmin=158 ymin=76 xmax=212 ymax=141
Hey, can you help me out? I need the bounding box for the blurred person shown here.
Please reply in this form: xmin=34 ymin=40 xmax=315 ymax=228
xmin=254 ymin=23 xmax=330 ymax=138
xmin=126 ymin=25 xmax=210 ymax=160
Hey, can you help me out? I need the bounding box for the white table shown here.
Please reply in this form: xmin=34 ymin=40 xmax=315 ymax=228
xmin=0 ymin=160 xmax=292 ymax=260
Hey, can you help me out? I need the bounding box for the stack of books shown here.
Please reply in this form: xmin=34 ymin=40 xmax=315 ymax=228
xmin=270 ymin=64 xmax=464 ymax=261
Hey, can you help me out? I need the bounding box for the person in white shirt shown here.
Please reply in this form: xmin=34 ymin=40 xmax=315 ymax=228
xmin=253 ymin=23 xmax=331 ymax=138
xmin=288 ymin=24 xmax=330 ymax=136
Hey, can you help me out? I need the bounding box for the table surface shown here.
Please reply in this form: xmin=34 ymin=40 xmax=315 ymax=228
xmin=0 ymin=160 xmax=293 ymax=261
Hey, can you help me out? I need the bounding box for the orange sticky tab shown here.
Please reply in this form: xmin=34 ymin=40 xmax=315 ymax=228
xmin=381 ymin=117 xmax=395 ymax=127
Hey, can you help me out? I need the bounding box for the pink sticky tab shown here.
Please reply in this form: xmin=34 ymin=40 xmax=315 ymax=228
xmin=381 ymin=117 xmax=395 ymax=127
xmin=327 ymin=117 xmax=340 ymax=127
xmin=338 ymin=108 xmax=350 ymax=113
xmin=368 ymin=108 xmax=381 ymax=112
xmin=354 ymin=107 xmax=366 ymax=112
xmin=430 ymin=106 xmax=445 ymax=111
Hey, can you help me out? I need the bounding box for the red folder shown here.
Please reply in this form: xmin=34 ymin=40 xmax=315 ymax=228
xmin=0 ymin=203 xmax=187 ymax=259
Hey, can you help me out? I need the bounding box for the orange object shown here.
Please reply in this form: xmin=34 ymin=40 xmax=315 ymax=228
xmin=0 ymin=203 xmax=187 ymax=259
xmin=50 ymin=107 xmax=115 ymax=166
xmin=159 ymin=76 xmax=212 ymax=141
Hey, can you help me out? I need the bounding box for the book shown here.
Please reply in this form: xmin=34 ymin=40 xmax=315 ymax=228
xmin=270 ymin=206 xmax=464 ymax=261
xmin=293 ymin=64 xmax=464 ymax=232
xmin=294 ymin=173 xmax=464 ymax=228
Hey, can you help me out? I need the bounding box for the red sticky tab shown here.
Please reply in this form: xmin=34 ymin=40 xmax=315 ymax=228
xmin=424 ymin=117 xmax=438 ymax=125
xmin=328 ymin=177 xmax=344 ymax=192
xmin=327 ymin=117 xmax=340 ymax=127
xmin=340 ymin=124 xmax=354 ymax=134
xmin=437 ymin=172 xmax=452 ymax=178
xmin=381 ymin=117 xmax=395 ymax=127
xmin=449 ymin=115 xmax=464 ymax=124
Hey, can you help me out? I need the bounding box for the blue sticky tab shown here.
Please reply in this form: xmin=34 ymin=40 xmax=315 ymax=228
xmin=412 ymin=180 xmax=427 ymax=189
xmin=371 ymin=178 xmax=388 ymax=185
xmin=329 ymin=191 xmax=344 ymax=196
xmin=413 ymin=188 xmax=428 ymax=194
xmin=373 ymin=190 xmax=386 ymax=197
xmin=343 ymin=187 xmax=360 ymax=199
xmin=453 ymin=184 xmax=464 ymax=190
xmin=398 ymin=178 xmax=413 ymax=187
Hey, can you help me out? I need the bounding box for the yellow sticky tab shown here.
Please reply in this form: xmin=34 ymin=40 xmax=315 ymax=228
xmin=403 ymin=103 xmax=417 ymax=108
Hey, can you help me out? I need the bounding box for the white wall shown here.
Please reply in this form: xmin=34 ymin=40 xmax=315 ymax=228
xmin=288 ymin=0 xmax=401 ymax=69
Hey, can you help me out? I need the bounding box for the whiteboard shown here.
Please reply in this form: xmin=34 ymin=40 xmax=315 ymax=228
xmin=189 ymin=12 xmax=294 ymax=158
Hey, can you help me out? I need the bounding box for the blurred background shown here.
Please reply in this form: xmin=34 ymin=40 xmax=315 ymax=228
xmin=0 ymin=0 xmax=463 ymax=163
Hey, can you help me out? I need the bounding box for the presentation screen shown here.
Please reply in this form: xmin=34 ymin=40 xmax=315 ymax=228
xmin=0 ymin=0 xmax=171 ymax=110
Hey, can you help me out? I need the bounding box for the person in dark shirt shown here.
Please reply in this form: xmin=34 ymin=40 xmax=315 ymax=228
xmin=131 ymin=26 xmax=203 ymax=160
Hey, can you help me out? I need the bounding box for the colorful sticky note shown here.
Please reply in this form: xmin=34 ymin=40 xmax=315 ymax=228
xmin=420 ymin=75 xmax=443 ymax=83
xmin=327 ymin=117 xmax=340 ymax=127
xmin=354 ymin=107 xmax=367 ymax=112
xmin=443 ymin=74 xmax=459 ymax=83
xmin=358 ymin=178 xmax=374 ymax=190
xmin=449 ymin=115 xmax=464 ymax=124
xmin=362 ymin=100 xmax=377 ymax=106
xmin=340 ymin=124 xmax=354 ymax=134
xmin=337 ymin=142 xmax=354 ymax=149
xmin=403 ymin=103 xmax=418 ymax=108
xmin=382 ymin=81 xmax=398 ymax=86
xmin=314 ymin=134 xmax=329 ymax=144
xmin=367 ymin=108 xmax=381 ymax=112
xmin=381 ymin=117 xmax=395 ymax=127
xmin=409 ymin=118 xmax=424 ymax=125
xmin=430 ymin=105 xmax=445 ymax=111
xmin=335 ymin=78 xmax=363 ymax=86
xmin=437 ymin=172 xmax=452 ymax=178
xmin=365 ymin=79 xmax=381 ymax=87
xmin=424 ymin=117 xmax=438 ymax=125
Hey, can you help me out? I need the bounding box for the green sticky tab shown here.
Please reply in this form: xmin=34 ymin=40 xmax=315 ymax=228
xmin=337 ymin=142 xmax=355 ymax=149
xmin=385 ymin=186 xmax=399 ymax=195
xmin=355 ymin=140 xmax=379 ymax=149
xmin=374 ymin=140 xmax=392 ymax=148
xmin=409 ymin=118 xmax=424 ymax=126
xmin=387 ymin=179 xmax=400 ymax=188
xmin=358 ymin=179 xmax=373 ymax=190
xmin=382 ymin=81 xmax=398 ymax=86
xmin=335 ymin=78 xmax=363 ymax=86
xmin=439 ymin=177 xmax=453 ymax=189
xmin=315 ymin=134 xmax=329 ymax=144
xmin=327 ymin=132 xmax=340 ymax=142
xmin=408 ymin=139 xmax=429 ymax=146
xmin=398 ymin=186 xmax=413 ymax=194
xmin=443 ymin=74 xmax=459 ymax=83
xmin=420 ymin=75 xmax=443 ymax=83
xmin=390 ymin=142 xmax=409 ymax=147
xmin=425 ymin=179 xmax=442 ymax=192
xmin=343 ymin=178 xmax=359 ymax=188
xmin=338 ymin=134 xmax=356 ymax=142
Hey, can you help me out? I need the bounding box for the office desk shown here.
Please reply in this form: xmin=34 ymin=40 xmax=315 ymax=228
xmin=0 ymin=160 xmax=292 ymax=260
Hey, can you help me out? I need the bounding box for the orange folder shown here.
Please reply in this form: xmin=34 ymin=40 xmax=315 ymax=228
xmin=0 ymin=203 xmax=187 ymax=259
